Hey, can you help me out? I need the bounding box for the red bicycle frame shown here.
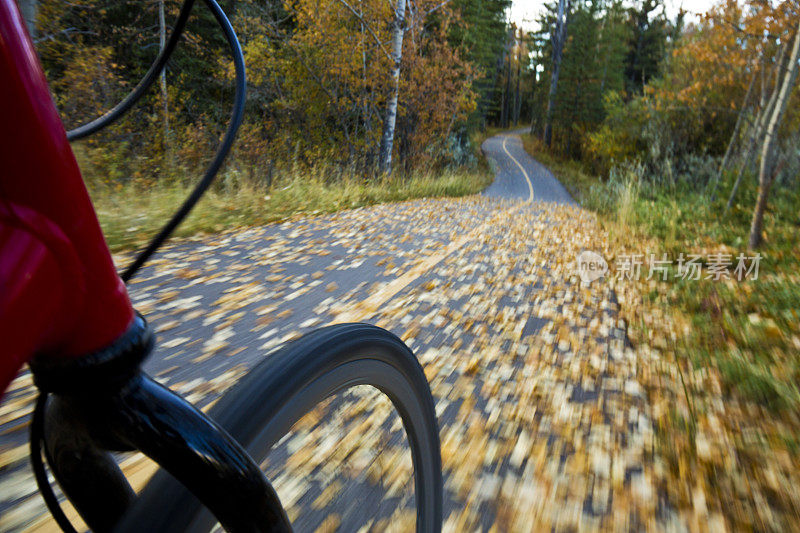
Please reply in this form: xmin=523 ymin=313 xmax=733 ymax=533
xmin=0 ymin=3 xmax=296 ymax=530
xmin=0 ymin=0 xmax=134 ymax=394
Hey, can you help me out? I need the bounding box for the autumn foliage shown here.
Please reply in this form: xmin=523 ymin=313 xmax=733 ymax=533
xmin=30 ymin=0 xmax=495 ymax=183
xmin=584 ymin=0 xmax=800 ymax=175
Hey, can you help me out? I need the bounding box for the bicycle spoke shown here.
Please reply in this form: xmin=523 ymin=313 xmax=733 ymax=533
xmin=262 ymin=385 xmax=415 ymax=532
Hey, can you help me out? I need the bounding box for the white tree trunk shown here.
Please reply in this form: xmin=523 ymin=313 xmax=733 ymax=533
xmin=159 ymin=0 xmax=170 ymax=148
xmin=727 ymin=44 xmax=792 ymax=211
xmin=710 ymin=65 xmax=757 ymax=198
xmin=378 ymin=0 xmax=406 ymax=174
xmin=514 ymin=45 xmax=521 ymax=125
xmin=748 ymin=21 xmax=800 ymax=249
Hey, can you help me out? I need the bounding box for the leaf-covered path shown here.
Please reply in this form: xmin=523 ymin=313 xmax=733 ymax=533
xmin=0 ymin=132 xmax=663 ymax=531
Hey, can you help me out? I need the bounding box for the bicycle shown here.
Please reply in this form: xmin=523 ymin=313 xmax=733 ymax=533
xmin=0 ymin=0 xmax=443 ymax=529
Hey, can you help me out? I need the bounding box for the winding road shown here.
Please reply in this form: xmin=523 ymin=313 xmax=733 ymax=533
xmin=0 ymin=131 xmax=656 ymax=532
xmin=481 ymin=129 xmax=574 ymax=204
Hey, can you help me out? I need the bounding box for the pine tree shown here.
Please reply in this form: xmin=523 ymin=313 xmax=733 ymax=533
xmin=625 ymin=0 xmax=667 ymax=95
xmin=554 ymin=0 xmax=603 ymax=156
xmin=526 ymin=0 xmax=628 ymax=157
xmin=542 ymin=0 xmax=570 ymax=146
xmin=597 ymin=0 xmax=629 ymax=95
xmin=449 ymin=0 xmax=512 ymax=127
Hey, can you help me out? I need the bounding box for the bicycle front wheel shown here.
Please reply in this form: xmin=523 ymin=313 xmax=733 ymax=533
xmin=120 ymin=323 xmax=443 ymax=532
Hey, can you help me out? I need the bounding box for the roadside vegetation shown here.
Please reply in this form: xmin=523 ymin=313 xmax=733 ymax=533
xmin=86 ymin=162 xmax=493 ymax=251
xmin=527 ymin=131 xmax=800 ymax=533
xmin=521 ymin=0 xmax=800 ymax=528
xmin=524 ymin=135 xmax=800 ymax=412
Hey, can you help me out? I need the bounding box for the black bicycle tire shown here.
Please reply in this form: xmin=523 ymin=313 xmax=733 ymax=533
xmin=115 ymin=323 xmax=443 ymax=532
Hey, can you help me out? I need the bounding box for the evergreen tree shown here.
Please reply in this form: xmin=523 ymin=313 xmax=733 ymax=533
xmin=624 ymin=0 xmax=667 ymax=95
xmin=525 ymin=0 xmax=629 ymax=157
xmin=450 ymin=0 xmax=512 ymax=127
xmin=597 ymin=0 xmax=629 ymax=95
xmin=553 ymin=0 xmax=603 ymax=156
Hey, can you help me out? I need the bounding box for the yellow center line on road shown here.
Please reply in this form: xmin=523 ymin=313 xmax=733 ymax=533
xmin=332 ymin=202 xmax=526 ymax=324
xmin=333 ymin=136 xmax=532 ymax=323
xmin=502 ymin=135 xmax=534 ymax=202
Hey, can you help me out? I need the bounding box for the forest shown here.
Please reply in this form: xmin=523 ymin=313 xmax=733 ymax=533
xmin=12 ymin=0 xmax=526 ymax=251
xmin=19 ymin=0 xmax=798 ymax=254
xmin=513 ymin=0 xmax=799 ymax=251
xmin=22 ymin=0 xmax=511 ymax=179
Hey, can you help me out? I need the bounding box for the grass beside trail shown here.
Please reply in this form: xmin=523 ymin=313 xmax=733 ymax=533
xmin=86 ymin=165 xmax=493 ymax=252
xmin=82 ymin=128 xmax=499 ymax=253
xmin=522 ymin=134 xmax=800 ymax=530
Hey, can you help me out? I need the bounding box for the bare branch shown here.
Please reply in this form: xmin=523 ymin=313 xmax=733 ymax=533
xmin=332 ymin=0 xmax=392 ymax=61
xmin=423 ymin=0 xmax=451 ymax=17
xmin=34 ymin=28 xmax=99 ymax=44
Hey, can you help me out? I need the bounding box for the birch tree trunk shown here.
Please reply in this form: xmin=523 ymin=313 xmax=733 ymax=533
xmin=726 ymin=45 xmax=789 ymax=211
xmin=514 ymin=32 xmax=521 ymax=125
xmin=709 ymin=66 xmax=757 ymax=199
xmin=159 ymin=0 xmax=170 ymax=151
xmin=378 ymin=0 xmax=406 ymax=174
xmin=725 ymin=96 xmax=771 ymax=211
xmin=542 ymin=0 xmax=569 ymax=146
xmin=748 ymin=21 xmax=800 ymax=249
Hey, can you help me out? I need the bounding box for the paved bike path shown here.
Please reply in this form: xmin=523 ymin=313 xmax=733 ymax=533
xmin=0 ymin=132 xmax=657 ymax=532
xmin=481 ymin=128 xmax=574 ymax=204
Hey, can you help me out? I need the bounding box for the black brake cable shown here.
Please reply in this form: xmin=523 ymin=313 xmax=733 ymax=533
xmin=66 ymin=0 xmax=196 ymax=141
xmin=31 ymin=0 xmax=246 ymax=528
xmin=64 ymin=0 xmax=247 ymax=283
xmin=120 ymin=0 xmax=247 ymax=282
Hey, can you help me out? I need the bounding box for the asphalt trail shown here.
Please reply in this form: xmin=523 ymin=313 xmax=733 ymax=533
xmin=0 ymin=132 xmax=653 ymax=532
xmin=481 ymin=129 xmax=574 ymax=204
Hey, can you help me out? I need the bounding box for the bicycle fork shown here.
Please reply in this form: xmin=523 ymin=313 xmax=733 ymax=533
xmin=30 ymin=315 xmax=292 ymax=532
